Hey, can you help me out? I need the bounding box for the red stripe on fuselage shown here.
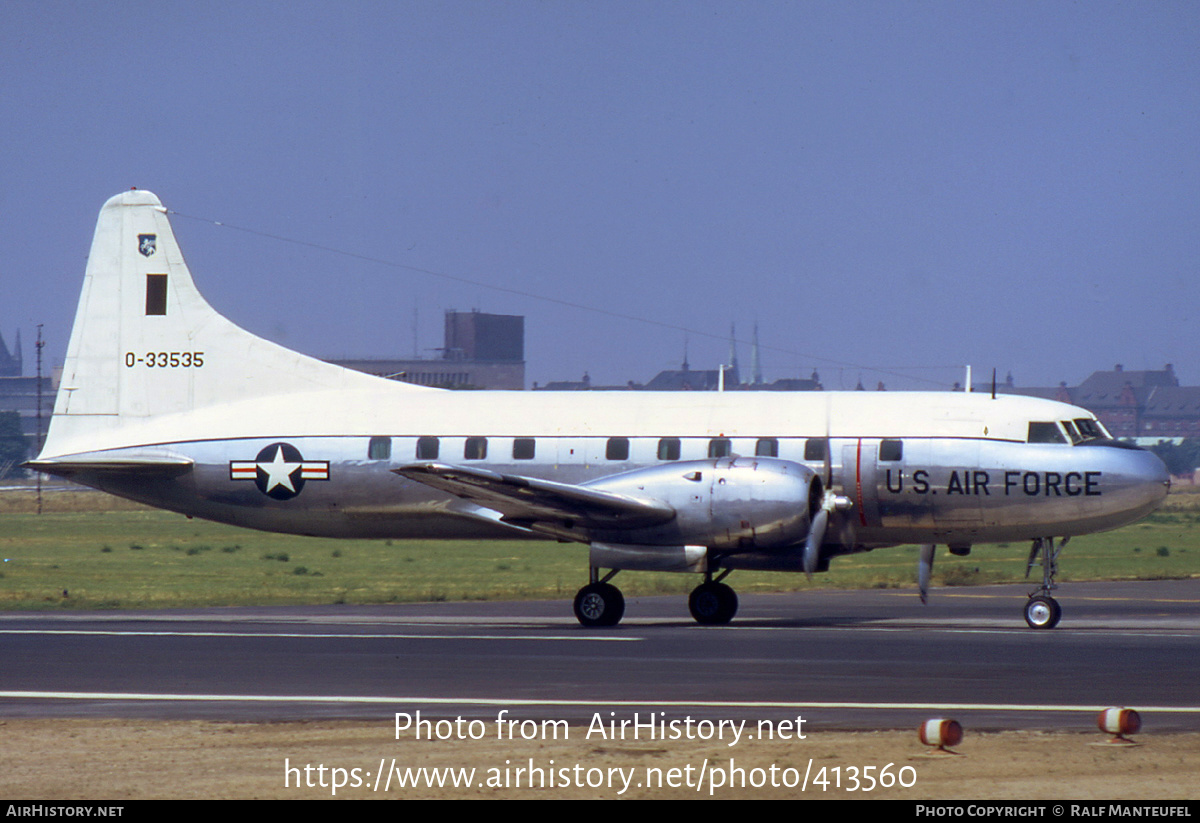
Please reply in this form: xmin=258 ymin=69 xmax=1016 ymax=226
xmin=855 ymin=438 xmax=867 ymax=527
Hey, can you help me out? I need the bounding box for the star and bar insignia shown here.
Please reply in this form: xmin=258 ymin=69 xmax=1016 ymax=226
xmin=229 ymin=442 xmax=329 ymax=500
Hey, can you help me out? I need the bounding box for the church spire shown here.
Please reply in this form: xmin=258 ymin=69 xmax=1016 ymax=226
xmin=0 ymin=328 xmax=20 ymax=377
xmin=750 ymin=321 xmax=762 ymax=385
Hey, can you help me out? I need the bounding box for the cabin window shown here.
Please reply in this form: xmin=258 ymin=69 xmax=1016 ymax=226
xmin=657 ymin=438 xmax=681 ymax=460
xmin=415 ymin=436 xmax=439 ymax=460
xmin=756 ymin=438 xmax=778 ymax=457
xmin=606 ymin=437 xmax=630 ymax=460
xmin=804 ymin=439 xmax=827 ymax=461
xmin=1027 ymin=422 xmax=1067 ymax=444
xmin=879 ymin=439 xmax=903 ymax=461
xmin=464 ymin=437 xmax=488 ymax=460
xmin=368 ymin=436 xmax=391 ymax=460
xmin=708 ymin=438 xmax=732 ymax=458
xmin=513 ymin=438 xmax=536 ymax=460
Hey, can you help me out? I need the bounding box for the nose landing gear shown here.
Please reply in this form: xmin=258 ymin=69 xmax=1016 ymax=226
xmin=1023 ymin=536 xmax=1067 ymax=629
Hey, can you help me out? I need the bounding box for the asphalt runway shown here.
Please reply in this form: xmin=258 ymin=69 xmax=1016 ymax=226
xmin=2 ymin=580 xmax=1199 ymax=731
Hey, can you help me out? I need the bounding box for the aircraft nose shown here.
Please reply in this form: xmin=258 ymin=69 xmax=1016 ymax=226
xmin=1123 ymin=446 xmax=1171 ymax=515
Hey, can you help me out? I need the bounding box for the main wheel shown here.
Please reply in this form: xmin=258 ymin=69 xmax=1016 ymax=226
xmin=688 ymin=582 xmax=738 ymax=625
xmin=1024 ymin=594 xmax=1062 ymax=629
xmin=573 ymin=583 xmax=625 ymax=627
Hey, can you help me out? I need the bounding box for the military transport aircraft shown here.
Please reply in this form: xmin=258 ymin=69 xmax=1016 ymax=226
xmin=28 ymin=190 xmax=1170 ymax=629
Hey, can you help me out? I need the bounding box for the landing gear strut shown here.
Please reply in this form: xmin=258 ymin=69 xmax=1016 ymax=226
xmin=1023 ymin=536 xmax=1067 ymax=629
xmin=688 ymin=571 xmax=738 ymax=625
xmin=573 ymin=569 xmax=624 ymax=627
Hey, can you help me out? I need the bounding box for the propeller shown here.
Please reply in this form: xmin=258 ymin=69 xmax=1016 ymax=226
xmin=803 ymin=506 xmax=828 ymax=579
xmin=918 ymin=544 xmax=936 ymax=604
xmin=803 ymin=411 xmax=855 ymax=579
xmin=804 ymin=414 xmax=834 ymax=580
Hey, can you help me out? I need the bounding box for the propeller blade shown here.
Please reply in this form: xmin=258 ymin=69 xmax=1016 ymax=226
xmin=822 ymin=401 xmax=833 ymax=489
xmin=918 ymin=544 xmax=936 ymax=604
xmin=803 ymin=508 xmax=828 ymax=580
xmin=823 ymin=436 xmax=832 ymax=490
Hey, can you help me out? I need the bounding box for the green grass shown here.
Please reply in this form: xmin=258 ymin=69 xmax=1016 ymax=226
xmin=0 ymin=490 xmax=1198 ymax=610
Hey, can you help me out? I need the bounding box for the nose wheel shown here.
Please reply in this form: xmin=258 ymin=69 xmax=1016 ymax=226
xmin=1024 ymin=536 xmax=1067 ymax=629
xmin=1024 ymin=594 xmax=1062 ymax=629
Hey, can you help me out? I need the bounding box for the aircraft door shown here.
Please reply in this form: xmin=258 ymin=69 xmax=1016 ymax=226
xmin=843 ymin=439 xmax=881 ymax=529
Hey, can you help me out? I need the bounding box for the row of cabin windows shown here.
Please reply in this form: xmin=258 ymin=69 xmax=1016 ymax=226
xmin=370 ymin=435 xmax=836 ymax=462
xmin=371 ymin=429 xmax=1092 ymax=465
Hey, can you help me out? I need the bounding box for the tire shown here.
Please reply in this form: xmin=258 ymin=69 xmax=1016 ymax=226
xmin=1024 ymin=595 xmax=1062 ymax=629
xmin=573 ymin=583 xmax=625 ymax=627
xmin=688 ymin=582 xmax=738 ymax=625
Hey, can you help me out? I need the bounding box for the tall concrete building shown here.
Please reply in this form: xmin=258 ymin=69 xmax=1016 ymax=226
xmin=331 ymin=310 xmax=525 ymax=390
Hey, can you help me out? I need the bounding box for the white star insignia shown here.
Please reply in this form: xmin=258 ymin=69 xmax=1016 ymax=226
xmin=258 ymin=445 xmax=301 ymax=493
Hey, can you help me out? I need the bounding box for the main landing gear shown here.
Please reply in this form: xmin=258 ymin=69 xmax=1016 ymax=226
xmin=1023 ymin=536 xmax=1067 ymax=629
xmin=573 ymin=571 xmax=625 ymax=628
xmin=688 ymin=571 xmax=738 ymax=625
xmin=572 ymin=568 xmax=740 ymax=627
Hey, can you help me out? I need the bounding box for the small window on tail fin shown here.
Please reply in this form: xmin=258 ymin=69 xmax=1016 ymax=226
xmin=145 ymin=274 xmax=168 ymax=315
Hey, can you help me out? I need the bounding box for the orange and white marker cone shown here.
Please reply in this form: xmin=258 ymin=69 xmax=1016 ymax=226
xmin=918 ymin=718 xmax=964 ymax=755
xmin=1096 ymin=708 xmax=1141 ymax=746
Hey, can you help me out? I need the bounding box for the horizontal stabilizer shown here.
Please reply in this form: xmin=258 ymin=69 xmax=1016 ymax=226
xmin=395 ymin=462 xmax=675 ymax=530
xmin=26 ymin=454 xmax=194 ymax=480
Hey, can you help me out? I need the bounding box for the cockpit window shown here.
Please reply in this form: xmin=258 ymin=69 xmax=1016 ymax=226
xmin=1061 ymin=420 xmax=1082 ymax=444
xmin=1074 ymin=418 xmax=1106 ymax=442
xmin=1028 ymin=422 xmax=1067 ymax=444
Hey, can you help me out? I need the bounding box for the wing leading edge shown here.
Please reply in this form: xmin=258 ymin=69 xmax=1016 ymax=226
xmin=394 ymin=462 xmax=676 ymax=533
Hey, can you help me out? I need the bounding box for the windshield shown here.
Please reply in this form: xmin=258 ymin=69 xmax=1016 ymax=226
xmin=1028 ymin=422 xmax=1068 ymax=444
xmin=1073 ymin=417 xmax=1107 ymax=442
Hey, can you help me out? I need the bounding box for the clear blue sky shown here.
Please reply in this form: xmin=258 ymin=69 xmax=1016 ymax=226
xmin=3 ymin=1 xmax=1198 ymax=390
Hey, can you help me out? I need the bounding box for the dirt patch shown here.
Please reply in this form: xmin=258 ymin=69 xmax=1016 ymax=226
xmin=2 ymin=719 xmax=1197 ymax=800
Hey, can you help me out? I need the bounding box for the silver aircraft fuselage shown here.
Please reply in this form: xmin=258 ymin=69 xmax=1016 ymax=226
xmin=57 ymin=390 xmax=1169 ymax=557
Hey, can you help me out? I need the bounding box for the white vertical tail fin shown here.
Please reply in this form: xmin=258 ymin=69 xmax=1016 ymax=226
xmin=42 ymin=190 xmax=417 ymax=457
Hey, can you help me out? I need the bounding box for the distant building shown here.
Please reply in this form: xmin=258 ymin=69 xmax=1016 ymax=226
xmin=0 ymin=376 xmax=53 ymax=438
xmin=981 ymin=364 xmax=1200 ymax=442
xmin=0 ymin=328 xmax=54 ymax=439
xmin=540 ymin=323 xmax=823 ymax=392
xmin=443 ymin=310 xmax=523 ymax=362
xmin=539 ymin=358 xmax=822 ymax=393
xmin=533 ymin=373 xmax=644 ymax=391
xmin=0 ymin=329 xmax=20 ymax=377
xmin=1069 ymin=364 xmax=1179 ymax=438
xmin=330 ymin=310 xmax=525 ymax=390
xmin=644 ymin=363 xmax=734 ymax=391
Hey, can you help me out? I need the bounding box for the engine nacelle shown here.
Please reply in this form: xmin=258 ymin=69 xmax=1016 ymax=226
xmin=585 ymin=457 xmax=822 ymax=550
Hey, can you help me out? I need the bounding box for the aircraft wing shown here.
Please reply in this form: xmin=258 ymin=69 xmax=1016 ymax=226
xmin=394 ymin=462 xmax=676 ymax=530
